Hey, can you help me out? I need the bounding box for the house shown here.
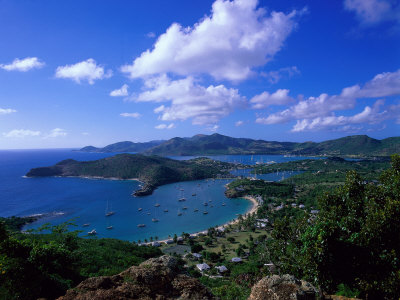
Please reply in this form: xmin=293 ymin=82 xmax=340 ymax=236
xmin=310 ymin=210 xmax=319 ymax=214
xmin=231 ymin=257 xmax=242 ymax=263
xmin=299 ymin=204 xmax=305 ymax=209
xmin=165 ymin=239 xmax=174 ymax=244
xmin=192 ymin=253 xmax=202 ymax=259
xmin=152 ymin=241 xmax=161 ymax=247
xmin=215 ymin=265 xmax=228 ymax=273
xmin=291 ymin=203 xmax=297 ymax=208
xmin=177 ymin=237 xmax=184 ymax=242
xmin=196 ymin=263 xmax=210 ymax=272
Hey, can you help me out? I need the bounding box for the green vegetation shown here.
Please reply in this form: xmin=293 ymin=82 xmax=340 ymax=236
xmin=225 ymin=178 xmax=293 ymax=199
xmin=142 ymin=133 xmax=400 ymax=156
xmin=0 ymin=222 xmax=162 ymax=300
xmin=0 ymin=216 xmax=37 ymax=232
xmin=26 ymin=154 xmax=233 ymax=195
xmin=79 ymin=140 xmax=164 ymax=153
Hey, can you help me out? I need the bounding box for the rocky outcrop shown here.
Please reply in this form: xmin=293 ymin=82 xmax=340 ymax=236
xmin=58 ymin=255 xmax=215 ymax=300
xmin=248 ymin=274 xmax=317 ymax=300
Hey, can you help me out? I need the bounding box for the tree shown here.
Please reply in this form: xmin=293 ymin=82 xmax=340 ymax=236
xmin=301 ymin=155 xmax=400 ymax=298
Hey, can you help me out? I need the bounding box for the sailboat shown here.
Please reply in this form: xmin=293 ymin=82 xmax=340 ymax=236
xmin=106 ymin=226 xmax=113 ymax=230
xmin=105 ymin=200 xmax=115 ymax=217
xmin=177 ymin=209 xmax=182 ymax=216
xmin=88 ymin=229 xmax=97 ymax=235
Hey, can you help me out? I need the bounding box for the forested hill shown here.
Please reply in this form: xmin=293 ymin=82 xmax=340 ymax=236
xmin=79 ymin=140 xmax=164 ymax=153
xmin=78 ymin=134 xmax=400 ymax=157
xmin=26 ymin=154 xmax=232 ymax=195
xmin=143 ymin=134 xmax=400 ymax=157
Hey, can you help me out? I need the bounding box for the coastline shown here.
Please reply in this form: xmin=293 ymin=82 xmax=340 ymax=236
xmin=153 ymin=195 xmax=259 ymax=244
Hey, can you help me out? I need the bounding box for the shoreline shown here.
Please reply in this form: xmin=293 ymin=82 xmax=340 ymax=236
xmin=153 ymin=195 xmax=259 ymax=245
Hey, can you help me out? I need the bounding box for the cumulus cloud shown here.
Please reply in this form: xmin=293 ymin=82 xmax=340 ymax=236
xmin=110 ymin=84 xmax=129 ymax=97
xmin=256 ymin=69 xmax=400 ymax=131
xmin=291 ymin=100 xmax=389 ymax=132
xmin=0 ymin=57 xmax=44 ymax=72
xmin=0 ymin=108 xmax=17 ymax=115
xmin=261 ymin=66 xmax=300 ymax=84
xmin=344 ymin=0 xmax=399 ymax=25
xmin=3 ymin=129 xmax=41 ymax=138
xmin=155 ymin=123 xmax=175 ymax=130
xmin=135 ymin=74 xmax=246 ymax=125
xmin=235 ymin=120 xmax=244 ymax=126
xmin=55 ymin=59 xmax=112 ymax=84
xmin=120 ymin=112 xmax=141 ymax=118
xmin=44 ymin=128 xmax=67 ymax=138
xmin=121 ymin=0 xmax=303 ymax=81
xmin=250 ymin=89 xmax=294 ymax=109
xmin=207 ymin=124 xmax=220 ymax=132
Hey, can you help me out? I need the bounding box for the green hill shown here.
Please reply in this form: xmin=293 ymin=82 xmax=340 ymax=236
xmin=79 ymin=140 xmax=164 ymax=153
xmin=78 ymin=134 xmax=400 ymax=157
xmin=26 ymin=154 xmax=232 ymax=195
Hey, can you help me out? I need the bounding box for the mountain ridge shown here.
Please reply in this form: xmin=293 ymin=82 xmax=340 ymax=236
xmin=78 ymin=134 xmax=400 ymax=157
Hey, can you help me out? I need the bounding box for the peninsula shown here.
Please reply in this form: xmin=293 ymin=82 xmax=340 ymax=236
xmin=26 ymin=154 xmax=233 ymax=196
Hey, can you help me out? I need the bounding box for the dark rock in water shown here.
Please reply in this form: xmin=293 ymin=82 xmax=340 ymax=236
xmin=248 ymin=274 xmax=317 ymax=300
xmin=58 ymin=255 xmax=215 ymax=300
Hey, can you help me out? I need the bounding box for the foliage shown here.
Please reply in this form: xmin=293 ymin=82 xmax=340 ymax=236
xmin=0 ymin=222 xmax=161 ymax=300
xmin=300 ymin=155 xmax=400 ymax=299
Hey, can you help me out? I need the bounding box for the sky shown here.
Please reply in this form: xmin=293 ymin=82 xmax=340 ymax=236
xmin=0 ymin=0 xmax=399 ymax=149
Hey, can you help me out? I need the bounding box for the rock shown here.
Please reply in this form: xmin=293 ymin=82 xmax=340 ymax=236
xmin=58 ymin=255 xmax=215 ymax=300
xmin=248 ymin=274 xmax=317 ymax=300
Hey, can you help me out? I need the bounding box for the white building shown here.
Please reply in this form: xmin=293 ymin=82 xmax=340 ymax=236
xmin=215 ymin=265 xmax=228 ymax=273
xmin=196 ymin=263 xmax=210 ymax=272
xmin=231 ymin=257 xmax=242 ymax=263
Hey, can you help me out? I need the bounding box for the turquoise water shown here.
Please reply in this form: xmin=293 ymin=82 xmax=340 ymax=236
xmin=0 ymin=149 xmax=312 ymax=241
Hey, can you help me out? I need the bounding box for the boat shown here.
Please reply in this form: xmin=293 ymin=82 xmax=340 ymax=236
xmin=178 ymin=198 xmax=186 ymax=202
xmin=182 ymin=206 xmax=188 ymax=210
xmin=152 ymin=218 xmax=159 ymax=222
xmin=137 ymin=224 xmax=146 ymax=228
xmin=203 ymin=202 xmax=208 ymax=206
xmin=164 ymin=209 xmax=169 ymax=212
xmin=88 ymin=229 xmax=97 ymax=235
xmin=194 ymin=209 xmax=199 ymax=212
xmin=192 ymin=193 xmax=196 ymax=196
xmin=210 ymin=205 xmax=214 ymax=207
xmin=82 ymin=223 xmax=90 ymax=227
xmin=138 ymin=208 xmax=143 ymax=211
xmin=222 ymin=203 xmax=226 ymax=206
xmin=147 ymin=212 xmax=151 ymax=215
xmin=106 ymin=226 xmax=113 ymax=230
xmin=154 ymin=203 xmax=160 ymax=207
xmin=105 ymin=200 xmax=115 ymax=217
xmin=177 ymin=210 xmax=182 ymax=216
xmin=203 ymin=211 xmax=208 ymax=215
xmin=208 ymin=199 xmax=212 ymax=202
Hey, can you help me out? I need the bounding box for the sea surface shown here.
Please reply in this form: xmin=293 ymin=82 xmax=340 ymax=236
xmin=0 ymin=149 xmax=316 ymax=241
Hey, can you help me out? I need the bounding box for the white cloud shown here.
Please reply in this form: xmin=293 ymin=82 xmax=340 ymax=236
xmin=120 ymin=112 xmax=141 ymax=118
xmin=155 ymin=123 xmax=175 ymax=130
xmin=3 ymin=129 xmax=41 ymax=138
xmin=55 ymin=59 xmax=112 ymax=84
xmin=136 ymin=74 xmax=246 ymax=125
xmin=44 ymin=128 xmax=67 ymax=138
xmin=344 ymin=0 xmax=398 ymax=25
xmin=256 ymin=69 xmax=400 ymax=129
xmin=0 ymin=108 xmax=17 ymax=115
xmin=0 ymin=57 xmax=44 ymax=72
xmin=261 ymin=66 xmax=300 ymax=84
xmin=110 ymin=84 xmax=129 ymax=97
xmin=250 ymin=89 xmax=294 ymax=109
xmin=235 ymin=120 xmax=244 ymax=126
xmin=82 ymin=132 xmax=90 ymax=136
xmin=208 ymin=124 xmax=220 ymax=132
xmin=146 ymin=32 xmax=156 ymax=38
xmin=121 ymin=0 xmax=303 ymax=81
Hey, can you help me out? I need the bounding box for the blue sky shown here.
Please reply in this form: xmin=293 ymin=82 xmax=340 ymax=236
xmin=0 ymin=0 xmax=399 ymax=149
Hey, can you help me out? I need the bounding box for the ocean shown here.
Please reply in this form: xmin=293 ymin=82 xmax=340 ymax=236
xmin=0 ymin=149 xmax=316 ymax=241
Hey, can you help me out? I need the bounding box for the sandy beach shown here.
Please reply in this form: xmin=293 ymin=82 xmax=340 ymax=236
xmin=151 ymin=195 xmax=260 ymax=245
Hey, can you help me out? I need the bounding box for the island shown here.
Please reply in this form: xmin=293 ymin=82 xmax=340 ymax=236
xmin=26 ymin=154 xmax=234 ymax=196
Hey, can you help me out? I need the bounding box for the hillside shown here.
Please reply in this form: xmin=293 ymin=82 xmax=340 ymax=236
xmin=26 ymin=154 xmax=232 ymax=195
xmin=144 ymin=134 xmax=400 ymax=157
xmin=80 ymin=134 xmax=400 ymax=157
xmin=79 ymin=140 xmax=164 ymax=153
